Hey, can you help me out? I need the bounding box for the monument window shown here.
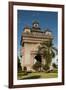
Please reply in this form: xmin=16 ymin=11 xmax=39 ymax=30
xmin=34 ymin=24 xmax=39 ymax=28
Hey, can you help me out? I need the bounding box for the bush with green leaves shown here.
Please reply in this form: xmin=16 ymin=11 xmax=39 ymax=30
xmin=32 ymin=61 xmax=42 ymax=71
xmin=43 ymin=64 xmax=50 ymax=71
xmin=23 ymin=66 xmax=27 ymax=72
xmin=17 ymin=57 xmax=22 ymax=72
xmin=52 ymin=63 xmax=58 ymax=69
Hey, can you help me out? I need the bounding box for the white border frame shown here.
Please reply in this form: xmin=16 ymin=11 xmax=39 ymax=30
xmin=13 ymin=5 xmax=62 ymax=85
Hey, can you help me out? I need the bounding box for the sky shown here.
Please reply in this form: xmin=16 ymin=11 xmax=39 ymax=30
xmin=17 ymin=10 xmax=58 ymax=56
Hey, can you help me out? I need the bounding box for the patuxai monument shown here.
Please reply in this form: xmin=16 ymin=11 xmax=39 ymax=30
xmin=20 ymin=20 xmax=53 ymax=71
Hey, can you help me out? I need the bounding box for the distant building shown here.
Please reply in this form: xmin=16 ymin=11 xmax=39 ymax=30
xmin=21 ymin=20 xmax=53 ymax=71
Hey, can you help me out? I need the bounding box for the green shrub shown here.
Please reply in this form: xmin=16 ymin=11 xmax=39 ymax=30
xmin=27 ymin=71 xmax=32 ymax=73
xmin=22 ymin=75 xmax=41 ymax=79
xmin=17 ymin=57 xmax=22 ymax=72
xmin=43 ymin=64 xmax=50 ymax=71
xmin=51 ymin=69 xmax=58 ymax=73
xmin=46 ymin=69 xmax=58 ymax=73
xmin=18 ymin=72 xmax=28 ymax=76
xmin=32 ymin=61 xmax=41 ymax=71
xmin=52 ymin=63 xmax=58 ymax=69
xmin=23 ymin=66 xmax=27 ymax=72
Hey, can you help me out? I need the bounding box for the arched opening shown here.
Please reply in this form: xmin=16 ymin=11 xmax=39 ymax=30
xmin=32 ymin=54 xmax=42 ymax=71
xmin=34 ymin=54 xmax=41 ymax=63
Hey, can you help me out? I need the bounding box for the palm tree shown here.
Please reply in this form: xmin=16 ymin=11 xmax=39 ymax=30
xmin=37 ymin=40 xmax=58 ymax=70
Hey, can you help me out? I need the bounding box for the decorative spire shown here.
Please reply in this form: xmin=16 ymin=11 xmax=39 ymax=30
xmin=32 ymin=20 xmax=41 ymax=31
xmin=44 ymin=28 xmax=52 ymax=36
xmin=32 ymin=20 xmax=39 ymax=25
xmin=24 ymin=25 xmax=30 ymax=29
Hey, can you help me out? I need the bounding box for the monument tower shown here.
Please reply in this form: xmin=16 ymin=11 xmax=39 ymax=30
xmin=21 ymin=21 xmax=53 ymax=71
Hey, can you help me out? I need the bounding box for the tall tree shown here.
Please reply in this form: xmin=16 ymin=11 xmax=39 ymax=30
xmin=17 ymin=56 xmax=22 ymax=72
xmin=37 ymin=40 xmax=58 ymax=70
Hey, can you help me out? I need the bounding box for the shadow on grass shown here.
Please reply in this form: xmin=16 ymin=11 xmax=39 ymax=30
xmin=18 ymin=72 xmax=28 ymax=76
xmin=22 ymin=75 xmax=41 ymax=79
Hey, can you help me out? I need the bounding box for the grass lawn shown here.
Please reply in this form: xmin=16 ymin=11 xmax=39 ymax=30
xmin=17 ymin=71 xmax=58 ymax=80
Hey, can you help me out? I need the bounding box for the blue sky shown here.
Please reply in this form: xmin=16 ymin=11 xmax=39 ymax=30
xmin=17 ymin=10 xmax=58 ymax=56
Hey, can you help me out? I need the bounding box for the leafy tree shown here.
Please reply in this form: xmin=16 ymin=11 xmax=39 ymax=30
xmin=37 ymin=40 xmax=58 ymax=70
xmin=52 ymin=63 xmax=58 ymax=69
xmin=17 ymin=56 xmax=22 ymax=72
xmin=42 ymin=64 xmax=50 ymax=71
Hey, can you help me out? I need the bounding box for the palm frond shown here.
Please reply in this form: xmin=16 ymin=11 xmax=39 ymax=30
xmin=38 ymin=45 xmax=48 ymax=53
xmin=51 ymin=50 xmax=55 ymax=58
xmin=52 ymin=47 xmax=58 ymax=55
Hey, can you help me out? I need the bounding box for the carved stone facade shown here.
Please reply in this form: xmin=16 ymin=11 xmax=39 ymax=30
xmin=21 ymin=21 xmax=53 ymax=71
